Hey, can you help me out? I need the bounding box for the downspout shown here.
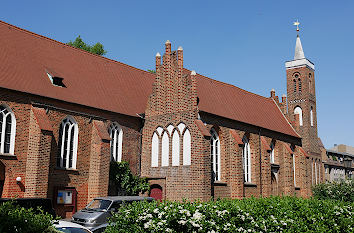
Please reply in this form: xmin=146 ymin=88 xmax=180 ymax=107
xmin=136 ymin=113 xmax=145 ymax=176
xmin=259 ymin=128 xmax=262 ymax=197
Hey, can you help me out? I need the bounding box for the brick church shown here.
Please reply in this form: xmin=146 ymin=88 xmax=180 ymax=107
xmin=0 ymin=21 xmax=324 ymax=217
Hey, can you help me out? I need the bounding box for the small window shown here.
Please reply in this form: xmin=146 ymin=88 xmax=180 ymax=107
xmin=46 ymin=72 xmax=66 ymax=88
xmin=298 ymin=78 xmax=302 ymax=92
xmin=294 ymin=106 xmax=303 ymax=126
xmin=270 ymin=142 xmax=275 ymax=164
xmin=310 ymin=107 xmax=314 ymax=127
xmin=0 ymin=105 xmax=16 ymax=154
xmin=243 ymin=136 xmax=251 ymax=183
xmin=57 ymin=116 xmax=78 ymax=169
xmin=293 ymin=79 xmax=296 ymax=93
xmin=210 ymin=129 xmax=220 ymax=181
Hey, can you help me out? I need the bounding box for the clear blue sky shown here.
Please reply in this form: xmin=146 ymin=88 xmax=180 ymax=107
xmin=1 ymin=0 xmax=353 ymax=148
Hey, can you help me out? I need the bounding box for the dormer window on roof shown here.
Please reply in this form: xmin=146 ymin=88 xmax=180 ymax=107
xmin=46 ymin=69 xmax=66 ymax=88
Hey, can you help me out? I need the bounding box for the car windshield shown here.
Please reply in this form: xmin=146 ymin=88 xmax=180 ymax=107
xmin=56 ymin=227 xmax=91 ymax=233
xmin=85 ymin=199 xmax=112 ymax=211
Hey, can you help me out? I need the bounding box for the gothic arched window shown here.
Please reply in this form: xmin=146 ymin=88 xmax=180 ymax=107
xmin=270 ymin=141 xmax=275 ymax=164
xmin=182 ymin=128 xmax=191 ymax=166
xmin=172 ymin=130 xmax=180 ymax=166
xmin=109 ymin=123 xmax=123 ymax=162
xmin=0 ymin=105 xmax=16 ymax=154
xmin=161 ymin=131 xmax=169 ymax=167
xmin=57 ymin=116 xmax=78 ymax=169
xmin=243 ymin=136 xmax=251 ymax=182
xmin=210 ymin=129 xmax=220 ymax=181
xmin=293 ymin=79 xmax=297 ymax=93
xmin=310 ymin=107 xmax=314 ymax=127
xmin=294 ymin=106 xmax=303 ymax=126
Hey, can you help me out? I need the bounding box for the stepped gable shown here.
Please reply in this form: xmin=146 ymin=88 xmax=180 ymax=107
xmin=0 ymin=20 xmax=155 ymax=117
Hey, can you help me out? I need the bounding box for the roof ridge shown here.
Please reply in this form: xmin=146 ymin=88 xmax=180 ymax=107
xmin=0 ymin=20 xmax=155 ymax=77
xmin=183 ymin=68 xmax=273 ymax=102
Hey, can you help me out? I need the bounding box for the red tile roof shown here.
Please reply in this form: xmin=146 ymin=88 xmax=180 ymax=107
xmin=0 ymin=21 xmax=300 ymax=139
xmin=230 ymin=129 xmax=244 ymax=145
xmin=261 ymin=136 xmax=271 ymax=151
xmin=0 ymin=20 xmax=155 ymax=117
xmin=32 ymin=107 xmax=53 ymax=131
xmin=195 ymin=120 xmax=211 ymax=137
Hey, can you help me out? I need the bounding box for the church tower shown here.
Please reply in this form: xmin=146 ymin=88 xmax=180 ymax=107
xmin=285 ymin=27 xmax=320 ymax=156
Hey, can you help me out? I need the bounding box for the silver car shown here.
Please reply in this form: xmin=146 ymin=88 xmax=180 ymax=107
xmin=71 ymin=196 xmax=154 ymax=229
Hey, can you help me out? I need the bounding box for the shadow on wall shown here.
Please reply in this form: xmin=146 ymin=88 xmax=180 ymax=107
xmin=47 ymin=134 xmax=74 ymax=219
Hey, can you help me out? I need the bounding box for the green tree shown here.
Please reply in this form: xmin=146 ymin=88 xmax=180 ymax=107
xmin=109 ymin=161 xmax=150 ymax=196
xmin=67 ymin=35 xmax=107 ymax=56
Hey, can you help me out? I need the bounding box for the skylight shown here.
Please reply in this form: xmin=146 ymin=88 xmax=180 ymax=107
xmin=46 ymin=71 xmax=66 ymax=88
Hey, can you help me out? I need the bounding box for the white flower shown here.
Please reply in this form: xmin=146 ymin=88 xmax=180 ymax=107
xmin=178 ymin=220 xmax=187 ymax=225
xmin=153 ymin=208 xmax=159 ymax=213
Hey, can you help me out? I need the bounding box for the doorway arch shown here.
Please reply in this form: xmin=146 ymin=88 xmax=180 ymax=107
xmin=149 ymin=184 xmax=163 ymax=201
xmin=0 ymin=162 xmax=5 ymax=197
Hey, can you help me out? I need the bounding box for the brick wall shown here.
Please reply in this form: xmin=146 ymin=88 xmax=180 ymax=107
xmin=0 ymin=88 xmax=143 ymax=217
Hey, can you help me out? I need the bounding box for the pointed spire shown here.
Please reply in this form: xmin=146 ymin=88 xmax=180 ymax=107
xmin=294 ymin=35 xmax=305 ymax=60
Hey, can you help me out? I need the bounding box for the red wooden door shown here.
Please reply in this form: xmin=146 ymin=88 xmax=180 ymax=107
xmin=149 ymin=185 xmax=163 ymax=201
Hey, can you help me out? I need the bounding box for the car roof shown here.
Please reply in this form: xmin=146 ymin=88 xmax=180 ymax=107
xmin=54 ymin=220 xmax=92 ymax=231
xmin=93 ymin=196 xmax=154 ymax=202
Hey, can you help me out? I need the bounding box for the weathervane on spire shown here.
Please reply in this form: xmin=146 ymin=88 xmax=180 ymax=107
xmin=293 ymin=20 xmax=300 ymax=33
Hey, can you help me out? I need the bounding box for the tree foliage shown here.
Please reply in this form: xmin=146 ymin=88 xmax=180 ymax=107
xmin=67 ymin=35 xmax=107 ymax=56
xmin=109 ymin=161 xmax=150 ymax=196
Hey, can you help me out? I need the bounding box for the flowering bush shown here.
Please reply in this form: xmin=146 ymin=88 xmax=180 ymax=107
xmin=312 ymin=179 xmax=354 ymax=202
xmin=105 ymin=196 xmax=353 ymax=233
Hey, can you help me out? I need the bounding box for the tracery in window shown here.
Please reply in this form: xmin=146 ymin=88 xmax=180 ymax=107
xmin=0 ymin=105 xmax=16 ymax=154
xmin=57 ymin=116 xmax=78 ymax=169
xmin=109 ymin=123 xmax=123 ymax=162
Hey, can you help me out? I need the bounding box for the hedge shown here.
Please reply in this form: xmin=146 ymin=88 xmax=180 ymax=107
xmin=312 ymin=179 xmax=354 ymax=202
xmin=106 ymin=196 xmax=354 ymax=233
xmin=0 ymin=201 xmax=57 ymax=233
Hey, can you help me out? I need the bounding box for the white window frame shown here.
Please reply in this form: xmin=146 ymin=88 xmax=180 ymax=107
xmin=293 ymin=155 xmax=296 ymax=187
xmin=182 ymin=128 xmax=191 ymax=166
xmin=210 ymin=129 xmax=220 ymax=181
xmin=0 ymin=105 xmax=16 ymax=155
xmin=294 ymin=106 xmax=303 ymax=126
xmin=58 ymin=116 xmax=78 ymax=169
xmin=243 ymin=136 xmax=251 ymax=183
xmin=270 ymin=142 xmax=275 ymax=164
xmin=109 ymin=123 xmax=123 ymax=162
xmin=172 ymin=129 xmax=180 ymax=166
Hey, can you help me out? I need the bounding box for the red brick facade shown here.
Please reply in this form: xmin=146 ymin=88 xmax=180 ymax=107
xmin=0 ymin=22 xmax=324 ymax=217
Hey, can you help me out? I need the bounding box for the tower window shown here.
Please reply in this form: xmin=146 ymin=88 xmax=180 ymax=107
xmin=298 ymin=78 xmax=302 ymax=92
xmin=293 ymin=79 xmax=296 ymax=93
xmin=294 ymin=106 xmax=303 ymax=126
xmin=310 ymin=107 xmax=314 ymax=126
